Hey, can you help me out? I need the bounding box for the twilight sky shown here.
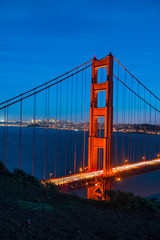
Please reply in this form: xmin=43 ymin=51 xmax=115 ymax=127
xmin=0 ymin=0 xmax=160 ymax=115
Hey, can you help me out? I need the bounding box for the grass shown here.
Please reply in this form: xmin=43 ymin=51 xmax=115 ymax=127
xmin=16 ymin=200 xmax=54 ymax=211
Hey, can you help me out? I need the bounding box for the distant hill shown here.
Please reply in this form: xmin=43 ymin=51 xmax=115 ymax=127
xmin=147 ymin=192 xmax=160 ymax=201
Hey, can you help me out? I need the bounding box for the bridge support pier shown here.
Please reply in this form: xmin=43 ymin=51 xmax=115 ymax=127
xmin=87 ymin=178 xmax=113 ymax=200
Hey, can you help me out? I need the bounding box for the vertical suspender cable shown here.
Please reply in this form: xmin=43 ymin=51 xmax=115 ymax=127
xmin=19 ymin=98 xmax=22 ymax=170
xmin=43 ymin=85 xmax=47 ymax=179
xmin=121 ymin=82 xmax=123 ymax=165
xmin=143 ymin=88 xmax=146 ymax=160
xmin=115 ymin=66 xmax=118 ymax=167
xmin=83 ymin=68 xmax=87 ymax=170
xmin=116 ymin=64 xmax=119 ymax=166
xmin=154 ymin=98 xmax=156 ymax=158
xmin=131 ymin=77 xmax=133 ymax=163
xmin=46 ymin=87 xmax=50 ymax=178
xmin=6 ymin=101 xmax=9 ymax=167
xmin=74 ymin=73 xmax=78 ymax=173
xmin=121 ymin=74 xmax=125 ymax=165
xmin=134 ymin=89 xmax=136 ymax=163
xmin=59 ymin=82 xmax=62 ymax=176
xmin=137 ymin=84 xmax=139 ymax=162
xmin=139 ymin=96 xmax=142 ymax=161
xmin=65 ymin=75 xmax=68 ymax=175
xmin=70 ymin=76 xmax=73 ymax=174
xmin=81 ymin=71 xmax=84 ymax=169
xmin=128 ymin=84 xmax=130 ymax=164
xmin=149 ymin=94 xmax=151 ymax=160
xmin=32 ymin=93 xmax=36 ymax=176
xmin=124 ymin=71 xmax=126 ymax=164
xmin=3 ymin=108 xmax=6 ymax=164
xmin=54 ymin=83 xmax=58 ymax=177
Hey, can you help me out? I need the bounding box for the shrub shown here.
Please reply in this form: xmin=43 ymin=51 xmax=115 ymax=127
xmin=0 ymin=161 xmax=10 ymax=175
xmin=104 ymin=189 xmax=160 ymax=213
xmin=45 ymin=182 xmax=58 ymax=191
xmin=12 ymin=169 xmax=40 ymax=186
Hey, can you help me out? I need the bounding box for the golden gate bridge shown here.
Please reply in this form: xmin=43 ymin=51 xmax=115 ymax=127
xmin=1 ymin=52 xmax=160 ymax=200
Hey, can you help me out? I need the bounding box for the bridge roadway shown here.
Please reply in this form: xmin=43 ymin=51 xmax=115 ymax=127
xmin=42 ymin=158 xmax=160 ymax=192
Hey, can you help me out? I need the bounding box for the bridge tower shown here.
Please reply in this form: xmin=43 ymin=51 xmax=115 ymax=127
xmin=88 ymin=53 xmax=113 ymax=175
xmin=87 ymin=53 xmax=113 ymax=200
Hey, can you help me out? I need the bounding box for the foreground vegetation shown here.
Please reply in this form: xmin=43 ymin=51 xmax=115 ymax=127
xmin=0 ymin=161 xmax=160 ymax=240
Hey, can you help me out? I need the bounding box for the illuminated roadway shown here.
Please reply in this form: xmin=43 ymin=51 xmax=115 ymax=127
xmin=42 ymin=158 xmax=160 ymax=186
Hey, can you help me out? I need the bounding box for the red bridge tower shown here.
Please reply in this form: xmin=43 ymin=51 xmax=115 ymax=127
xmin=87 ymin=53 xmax=113 ymax=200
xmin=88 ymin=53 xmax=113 ymax=175
xmin=88 ymin=53 xmax=113 ymax=200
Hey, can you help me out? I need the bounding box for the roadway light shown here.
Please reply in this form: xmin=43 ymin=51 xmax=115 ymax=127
xmin=116 ymin=177 xmax=121 ymax=181
xmin=49 ymin=173 xmax=52 ymax=178
xmin=157 ymin=154 xmax=160 ymax=158
xmin=125 ymin=159 xmax=128 ymax=164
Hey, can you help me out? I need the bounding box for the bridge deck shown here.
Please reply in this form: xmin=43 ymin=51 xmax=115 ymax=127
xmin=42 ymin=158 xmax=160 ymax=188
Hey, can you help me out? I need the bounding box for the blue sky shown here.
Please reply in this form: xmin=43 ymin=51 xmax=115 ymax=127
xmin=0 ymin=0 xmax=160 ymax=120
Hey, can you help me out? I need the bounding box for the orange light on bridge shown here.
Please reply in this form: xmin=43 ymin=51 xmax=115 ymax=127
xmin=157 ymin=154 xmax=160 ymax=158
xmin=116 ymin=177 xmax=121 ymax=181
xmin=49 ymin=173 xmax=52 ymax=178
xmin=142 ymin=156 xmax=146 ymax=161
